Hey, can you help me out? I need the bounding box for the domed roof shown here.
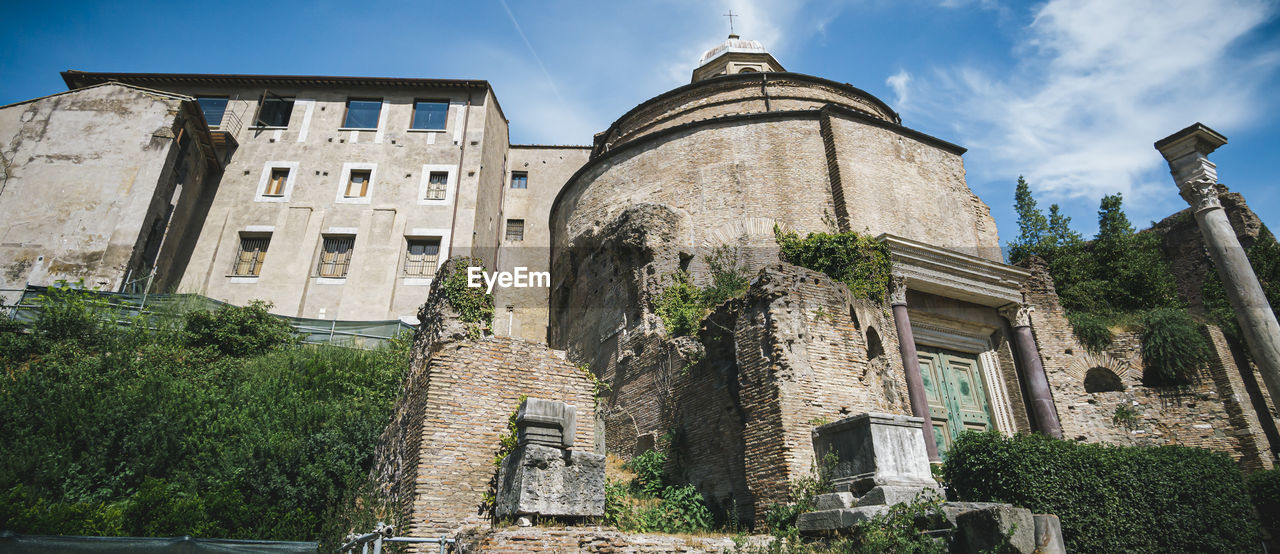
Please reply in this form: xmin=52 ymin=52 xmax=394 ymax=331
xmin=698 ymin=34 xmax=769 ymax=65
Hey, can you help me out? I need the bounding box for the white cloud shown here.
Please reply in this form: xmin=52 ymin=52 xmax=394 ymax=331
xmin=902 ymin=0 xmax=1277 ymax=216
xmin=886 ymin=69 xmax=911 ymax=107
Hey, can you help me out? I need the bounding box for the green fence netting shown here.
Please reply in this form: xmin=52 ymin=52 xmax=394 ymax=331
xmin=0 ymin=531 xmax=318 ymax=553
xmin=3 ymin=286 xmax=414 ymax=349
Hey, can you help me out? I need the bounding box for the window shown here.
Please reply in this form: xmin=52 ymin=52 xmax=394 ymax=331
xmin=505 ymin=219 xmax=525 ymax=242
xmin=197 ymin=97 xmax=228 ymax=128
xmin=345 ymin=170 xmax=371 ymax=198
xmin=426 ymin=171 xmax=448 ymax=200
xmin=265 ymin=168 xmax=289 ymax=196
xmin=404 ymin=238 xmax=441 ymax=277
xmin=343 ymin=99 xmax=382 ymax=129
xmin=317 ymin=236 xmax=354 ymax=278
xmin=411 ymin=100 xmax=448 ymax=131
xmin=510 ymin=171 xmax=528 ymax=189
xmin=233 ymin=235 xmax=270 ymax=276
xmin=256 ymin=95 xmax=294 ymax=127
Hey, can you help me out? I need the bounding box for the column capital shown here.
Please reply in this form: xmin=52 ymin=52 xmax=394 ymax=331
xmin=1155 ymin=123 xmax=1228 ymax=213
xmin=1178 ymin=177 xmax=1223 ymax=213
xmin=889 ymin=273 xmax=908 ymax=306
xmin=999 ymin=303 xmax=1034 ymax=328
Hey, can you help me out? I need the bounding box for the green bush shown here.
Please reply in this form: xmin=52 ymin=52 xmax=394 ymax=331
xmin=775 ymin=227 xmax=892 ymax=302
xmin=1139 ymin=308 xmax=1210 ymax=386
xmin=605 ymin=443 xmax=715 ymax=534
xmin=440 ymin=257 xmax=494 ymax=334
xmin=943 ymin=431 xmax=1259 ymax=553
xmin=1247 ymin=469 xmax=1280 ymax=538
xmin=0 ymin=290 xmax=411 ymax=544
xmin=182 ymin=300 xmax=299 ymax=357
xmin=626 ymin=448 xmax=669 ymax=497
xmin=1066 ymin=311 xmax=1113 ymax=353
xmin=654 ymin=270 xmax=705 ymax=337
xmin=701 ymin=244 xmax=752 ymax=308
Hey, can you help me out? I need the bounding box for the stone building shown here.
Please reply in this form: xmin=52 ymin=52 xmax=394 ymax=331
xmin=1 ymin=34 xmax=1276 ymax=536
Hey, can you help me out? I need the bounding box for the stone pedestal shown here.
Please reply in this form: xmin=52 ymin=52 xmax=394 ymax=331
xmin=798 ymin=413 xmax=943 ymax=533
xmin=495 ymin=398 xmax=604 ymax=519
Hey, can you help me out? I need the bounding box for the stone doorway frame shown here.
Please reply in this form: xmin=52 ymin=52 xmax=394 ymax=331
xmin=910 ymin=316 xmax=1017 ymax=436
xmin=878 ymin=233 xmax=1030 ymax=439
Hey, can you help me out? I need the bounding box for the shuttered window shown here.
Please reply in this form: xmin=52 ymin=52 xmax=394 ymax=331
xmin=426 ymin=172 xmax=448 ymax=200
xmin=317 ymin=236 xmax=354 ymax=278
xmin=505 ymin=219 xmax=524 ymax=242
xmin=404 ymin=238 xmax=441 ymax=277
xmin=233 ymin=235 xmax=270 ymax=276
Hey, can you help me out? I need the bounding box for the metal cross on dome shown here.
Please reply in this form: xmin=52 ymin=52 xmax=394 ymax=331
xmin=724 ymin=10 xmax=737 ymax=34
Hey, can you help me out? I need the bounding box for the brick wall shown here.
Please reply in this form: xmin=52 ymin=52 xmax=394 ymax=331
xmin=372 ymin=335 xmax=597 ymax=537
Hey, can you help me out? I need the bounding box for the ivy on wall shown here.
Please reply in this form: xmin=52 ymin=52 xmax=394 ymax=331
xmin=774 ymin=226 xmax=892 ymax=302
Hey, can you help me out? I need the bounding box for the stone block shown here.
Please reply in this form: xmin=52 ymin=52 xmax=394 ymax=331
xmin=812 ymin=492 xmax=856 ymax=510
xmin=797 ymin=506 xmax=889 ymax=533
xmin=854 ymin=484 xmax=941 ymax=507
xmin=495 ymin=443 xmax=605 ymax=518
xmin=955 ymin=504 xmax=1035 ymax=554
xmin=516 ymin=398 xmax=576 ymax=449
xmin=1033 ymin=514 xmax=1066 ymax=554
xmin=812 ymin=412 xmax=939 ymax=494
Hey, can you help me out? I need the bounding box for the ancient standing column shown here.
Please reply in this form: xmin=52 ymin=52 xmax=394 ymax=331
xmin=1155 ymin=123 xmax=1280 ymax=412
xmin=1000 ymin=303 xmax=1063 ymax=439
xmin=889 ymin=274 xmax=940 ymax=462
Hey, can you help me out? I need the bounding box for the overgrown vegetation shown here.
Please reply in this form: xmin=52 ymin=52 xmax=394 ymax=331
xmin=0 ymin=286 xmax=411 ymax=546
xmin=943 ymin=431 xmax=1259 ymax=553
xmin=440 ymin=256 xmax=494 ymax=337
xmin=1008 ymin=177 xmax=1211 ymax=384
xmin=604 ymin=442 xmax=714 ymax=534
xmin=775 ymin=227 xmax=892 ymax=302
xmin=1246 ymin=468 xmax=1280 ymax=544
xmin=654 ymin=245 xmax=753 ymax=337
xmin=1066 ymin=312 xmax=1112 ymax=353
xmin=744 ymin=494 xmax=950 ymax=554
xmin=1138 ymin=308 xmax=1211 ymax=385
xmin=760 ymin=452 xmax=837 ymax=539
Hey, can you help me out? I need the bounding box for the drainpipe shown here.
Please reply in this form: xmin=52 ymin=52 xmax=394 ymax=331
xmin=447 ymin=90 xmax=474 ymax=259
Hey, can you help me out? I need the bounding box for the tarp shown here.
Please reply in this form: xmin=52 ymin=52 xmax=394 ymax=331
xmin=0 ymin=531 xmax=318 ymax=553
xmin=5 ymin=286 xmax=413 ymax=349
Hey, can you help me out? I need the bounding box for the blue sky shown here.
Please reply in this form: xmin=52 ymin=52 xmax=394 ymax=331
xmin=3 ymin=0 xmax=1277 ymax=243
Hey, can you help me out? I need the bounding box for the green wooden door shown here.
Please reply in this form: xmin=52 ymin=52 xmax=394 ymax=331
xmin=917 ymin=346 xmax=994 ymax=454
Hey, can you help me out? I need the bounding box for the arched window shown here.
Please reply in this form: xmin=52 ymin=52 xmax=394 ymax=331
xmin=1084 ymin=367 xmax=1124 ymax=393
xmin=866 ymin=327 xmax=884 ymax=361
xmin=738 ymin=67 xmax=758 ymax=73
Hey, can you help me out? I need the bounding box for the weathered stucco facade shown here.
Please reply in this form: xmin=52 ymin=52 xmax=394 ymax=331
xmin=0 ymin=83 xmax=219 ymax=303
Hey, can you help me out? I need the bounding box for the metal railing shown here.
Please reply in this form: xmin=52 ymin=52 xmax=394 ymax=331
xmin=340 ymin=524 xmax=453 ymax=554
xmin=220 ymin=108 xmax=244 ymax=137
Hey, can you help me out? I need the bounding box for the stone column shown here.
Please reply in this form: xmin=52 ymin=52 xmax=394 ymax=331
xmin=1000 ymin=303 xmax=1063 ymax=438
xmin=889 ymin=274 xmax=940 ymax=462
xmin=1155 ymin=123 xmax=1280 ymax=413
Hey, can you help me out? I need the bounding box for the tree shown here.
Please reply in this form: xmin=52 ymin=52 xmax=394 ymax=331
xmin=1009 ymin=176 xmax=1050 ymax=264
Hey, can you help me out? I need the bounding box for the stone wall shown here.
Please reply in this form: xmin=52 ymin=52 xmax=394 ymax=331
xmin=598 ymin=73 xmax=897 ymax=152
xmin=1022 ymin=258 xmax=1275 ymax=471
xmin=0 ymin=83 xmax=217 ymax=299
xmin=824 ymin=109 xmax=1000 ymax=261
xmin=459 ymin=526 xmax=772 ymax=553
xmin=372 ymin=266 xmax=598 ymax=536
xmin=589 ymin=263 xmax=912 ymax=524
